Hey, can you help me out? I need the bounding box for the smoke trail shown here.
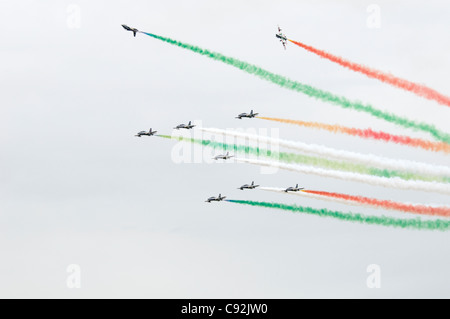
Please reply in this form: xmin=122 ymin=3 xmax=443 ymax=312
xmin=141 ymin=32 xmax=450 ymax=143
xmin=288 ymin=39 xmax=450 ymax=108
xmin=302 ymin=189 xmax=450 ymax=217
xmin=199 ymin=128 xmax=450 ymax=179
xmin=226 ymin=200 xmax=450 ymax=231
xmin=158 ymin=135 xmax=449 ymax=183
xmin=234 ymin=157 xmax=450 ymax=195
xmin=258 ymin=116 xmax=450 ymax=154
xmin=259 ymin=187 xmax=450 ymax=217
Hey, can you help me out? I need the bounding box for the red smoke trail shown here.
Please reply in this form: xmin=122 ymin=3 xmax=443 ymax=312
xmin=303 ymin=190 xmax=450 ymax=217
xmin=258 ymin=117 xmax=450 ymax=153
xmin=288 ymin=39 xmax=450 ymax=107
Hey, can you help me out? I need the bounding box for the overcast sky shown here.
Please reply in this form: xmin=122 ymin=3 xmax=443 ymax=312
xmin=1 ymin=0 xmax=449 ymax=298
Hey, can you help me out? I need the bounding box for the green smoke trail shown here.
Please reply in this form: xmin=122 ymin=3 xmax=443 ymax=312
xmin=226 ymin=200 xmax=450 ymax=231
xmin=158 ymin=135 xmax=450 ymax=183
xmin=144 ymin=32 xmax=450 ymax=144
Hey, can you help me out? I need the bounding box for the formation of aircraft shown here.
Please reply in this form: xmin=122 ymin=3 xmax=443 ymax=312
xmin=213 ymin=152 xmax=234 ymax=160
xmin=205 ymin=194 xmax=227 ymax=203
xmin=236 ymin=110 xmax=259 ymax=119
xmin=284 ymin=184 xmax=304 ymax=193
xmin=128 ymin=25 xmax=306 ymax=204
xmin=238 ymin=181 xmax=259 ymax=190
xmin=135 ymin=128 xmax=157 ymax=137
xmin=174 ymin=121 xmax=196 ymax=130
xmin=276 ymin=26 xmax=287 ymax=50
xmin=122 ymin=24 xmax=139 ymax=37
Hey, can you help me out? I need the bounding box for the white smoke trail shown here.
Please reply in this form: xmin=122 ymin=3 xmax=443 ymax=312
xmin=199 ymin=127 xmax=450 ymax=178
xmin=234 ymin=158 xmax=450 ymax=195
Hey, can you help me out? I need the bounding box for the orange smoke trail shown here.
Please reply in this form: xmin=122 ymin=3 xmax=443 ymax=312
xmin=288 ymin=39 xmax=450 ymax=108
xmin=258 ymin=116 xmax=450 ymax=154
xmin=303 ymin=190 xmax=450 ymax=217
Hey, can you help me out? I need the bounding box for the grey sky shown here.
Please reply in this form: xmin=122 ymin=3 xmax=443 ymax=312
xmin=1 ymin=0 xmax=449 ymax=298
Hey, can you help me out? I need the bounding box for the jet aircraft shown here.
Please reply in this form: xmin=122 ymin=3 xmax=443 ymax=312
xmin=122 ymin=24 xmax=139 ymax=37
xmin=276 ymin=26 xmax=287 ymax=49
xmin=174 ymin=121 xmax=196 ymax=130
xmin=284 ymin=184 xmax=304 ymax=192
xmin=238 ymin=181 xmax=259 ymax=190
xmin=205 ymin=194 xmax=226 ymax=203
xmin=213 ymin=152 xmax=234 ymax=160
xmin=135 ymin=128 xmax=157 ymax=137
xmin=236 ymin=110 xmax=259 ymax=119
